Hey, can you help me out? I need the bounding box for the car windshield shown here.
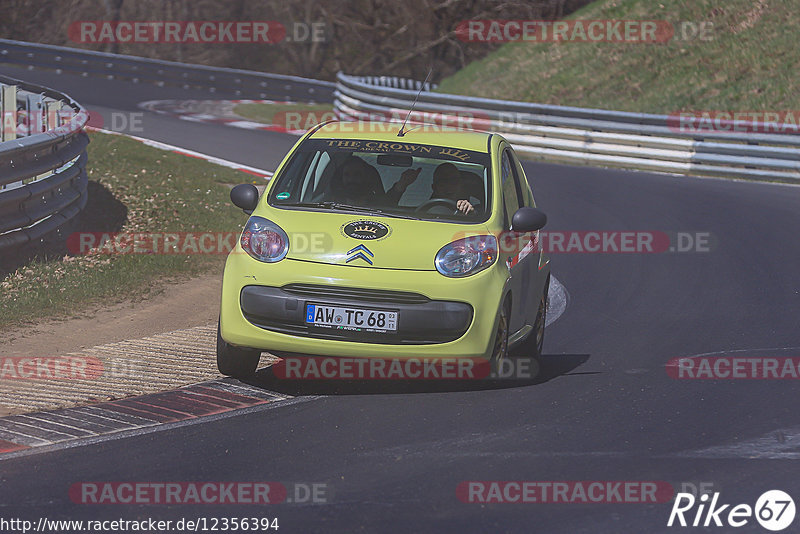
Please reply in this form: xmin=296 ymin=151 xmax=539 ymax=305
xmin=268 ymin=138 xmax=492 ymax=223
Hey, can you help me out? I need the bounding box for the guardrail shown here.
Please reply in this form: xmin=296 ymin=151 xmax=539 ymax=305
xmin=335 ymin=73 xmax=800 ymax=182
xmin=351 ymin=75 xmax=437 ymax=92
xmin=0 ymin=74 xmax=89 ymax=252
xmin=0 ymin=38 xmax=335 ymax=102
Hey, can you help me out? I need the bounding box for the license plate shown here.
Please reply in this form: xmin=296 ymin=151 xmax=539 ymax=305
xmin=305 ymin=304 xmax=398 ymax=332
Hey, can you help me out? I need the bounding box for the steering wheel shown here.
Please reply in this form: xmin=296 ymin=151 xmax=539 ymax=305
xmin=415 ymin=198 xmax=460 ymax=214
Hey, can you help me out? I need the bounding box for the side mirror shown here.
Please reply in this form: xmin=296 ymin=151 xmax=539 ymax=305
xmin=231 ymin=184 xmax=259 ymax=214
xmin=511 ymin=207 xmax=547 ymax=232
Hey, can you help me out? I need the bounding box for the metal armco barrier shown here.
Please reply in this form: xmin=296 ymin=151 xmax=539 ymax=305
xmin=0 ymin=38 xmax=335 ymax=101
xmin=354 ymin=75 xmax=437 ymax=92
xmin=335 ymin=73 xmax=800 ymax=182
xmin=0 ymin=74 xmax=89 ymax=252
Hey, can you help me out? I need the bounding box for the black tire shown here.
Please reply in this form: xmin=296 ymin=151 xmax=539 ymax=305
xmin=488 ymin=299 xmax=510 ymax=377
xmin=216 ymin=320 xmax=261 ymax=378
xmin=512 ymin=275 xmax=549 ymax=359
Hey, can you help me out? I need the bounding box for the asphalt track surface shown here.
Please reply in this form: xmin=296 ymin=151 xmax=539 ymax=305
xmin=2 ymin=65 xmax=800 ymax=533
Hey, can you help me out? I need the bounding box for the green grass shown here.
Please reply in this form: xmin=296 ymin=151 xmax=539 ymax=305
xmin=234 ymin=102 xmax=335 ymax=126
xmin=0 ymin=131 xmax=258 ymax=329
xmin=438 ymin=0 xmax=798 ymax=113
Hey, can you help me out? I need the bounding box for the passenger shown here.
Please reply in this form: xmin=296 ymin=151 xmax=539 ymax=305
xmin=337 ymin=158 xmax=383 ymax=204
xmin=385 ymin=167 xmax=422 ymax=205
xmin=338 ymin=157 xmax=422 ymax=207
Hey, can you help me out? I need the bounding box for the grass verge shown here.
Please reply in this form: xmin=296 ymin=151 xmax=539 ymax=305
xmin=0 ymin=131 xmax=258 ymax=330
xmin=234 ymin=102 xmax=335 ymax=127
xmin=437 ymin=0 xmax=798 ymax=113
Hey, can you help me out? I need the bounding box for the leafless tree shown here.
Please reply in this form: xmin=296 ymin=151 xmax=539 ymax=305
xmin=0 ymin=0 xmax=591 ymax=82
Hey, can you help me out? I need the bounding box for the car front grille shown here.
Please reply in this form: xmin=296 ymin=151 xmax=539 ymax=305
xmin=281 ymin=283 xmax=430 ymax=305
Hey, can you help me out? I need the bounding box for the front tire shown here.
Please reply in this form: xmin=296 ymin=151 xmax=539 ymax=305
xmin=512 ymin=275 xmax=549 ymax=359
xmin=488 ymin=299 xmax=510 ymax=377
xmin=216 ymin=320 xmax=261 ymax=378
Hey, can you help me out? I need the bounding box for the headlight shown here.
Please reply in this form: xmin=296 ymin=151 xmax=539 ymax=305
xmin=435 ymin=235 xmax=497 ymax=277
xmin=240 ymin=216 xmax=289 ymax=263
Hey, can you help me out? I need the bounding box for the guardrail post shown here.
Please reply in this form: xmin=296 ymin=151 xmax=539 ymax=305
xmin=23 ymin=94 xmax=53 ymax=184
xmin=1 ymin=84 xmax=16 ymax=143
xmin=45 ymin=99 xmax=62 ymax=130
xmin=26 ymin=93 xmax=44 ymax=135
xmin=1 ymin=84 xmax=18 ymax=191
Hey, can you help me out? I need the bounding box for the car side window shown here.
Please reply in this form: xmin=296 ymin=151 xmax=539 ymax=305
xmin=509 ymin=149 xmax=533 ymax=208
xmin=300 ymin=151 xmax=324 ymax=200
xmin=501 ymin=149 xmax=522 ymax=229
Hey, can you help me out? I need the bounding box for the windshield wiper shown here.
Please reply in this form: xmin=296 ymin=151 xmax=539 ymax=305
xmin=281 ymin=201 xmax=363 ymax=211
xmin=279 ymin=201 xmax=420 ymax=220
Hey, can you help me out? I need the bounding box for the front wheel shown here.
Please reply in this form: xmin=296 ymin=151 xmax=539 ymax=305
xmin=216 ymin=320 xmax=261 ymax=378
xmin=488 ymin=300 xmax=510 ymax=376
xmin=512 ymin=276 xmax=549 ymax=359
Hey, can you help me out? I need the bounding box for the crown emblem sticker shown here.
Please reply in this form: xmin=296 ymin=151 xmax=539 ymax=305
xmin=341 ymin=220 xmax=390 ymax=241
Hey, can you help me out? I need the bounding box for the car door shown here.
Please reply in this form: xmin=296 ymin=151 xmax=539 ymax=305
xmin=499 ymin=145 xmax=527 ymax=335
xmin=508 ymin=147 xmax=543 ymax=328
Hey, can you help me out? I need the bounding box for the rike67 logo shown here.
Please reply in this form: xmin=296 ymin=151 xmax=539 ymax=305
xmin=668 ymin=490 xmax=795 ymax=531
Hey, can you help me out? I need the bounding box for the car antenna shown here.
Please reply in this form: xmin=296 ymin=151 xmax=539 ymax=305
xmin=398 ymin=68 xmax=432 ymax=137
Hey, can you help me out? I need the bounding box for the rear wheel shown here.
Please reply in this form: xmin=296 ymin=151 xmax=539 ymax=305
xmin=216 ymin=320 xmax=261 ymax=378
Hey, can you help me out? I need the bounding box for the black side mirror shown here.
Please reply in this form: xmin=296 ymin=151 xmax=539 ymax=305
xmin=511 ymin=207 xmax=547 ymax=232
xmin=231 ymin=184 xmax=259 ymax=214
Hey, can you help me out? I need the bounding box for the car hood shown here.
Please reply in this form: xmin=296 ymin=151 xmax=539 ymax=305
xmin=257 ymin=208 xmax=491 ymax=271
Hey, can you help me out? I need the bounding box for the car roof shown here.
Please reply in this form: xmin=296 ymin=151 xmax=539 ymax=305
xmin=308 ymin=120 xmax=494 ymax=153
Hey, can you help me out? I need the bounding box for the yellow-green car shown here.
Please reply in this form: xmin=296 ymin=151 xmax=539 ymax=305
xmin=217 ymin=121 xmax=550 ymax=377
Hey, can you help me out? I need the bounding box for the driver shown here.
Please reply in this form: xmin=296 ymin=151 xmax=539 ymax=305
xmin=388 ymin=162 xmax=475 ymax=214
xmin=431 ymin=163 xmax=474 ymax=214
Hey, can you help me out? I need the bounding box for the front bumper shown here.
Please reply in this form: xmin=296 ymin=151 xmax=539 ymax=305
xmin=219 ymin=252 xmax=509 ymax=359
xmin=241 ymin=284 xmax=473 ymax=344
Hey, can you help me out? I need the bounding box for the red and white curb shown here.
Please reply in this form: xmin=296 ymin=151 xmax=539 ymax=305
xmin=0 ymin=380 xmax=304 ymax=459
xmin=85 ymin=126 xmax=274 ymax=179
xmin=139 ymin=99 xmax=307 ymax=135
